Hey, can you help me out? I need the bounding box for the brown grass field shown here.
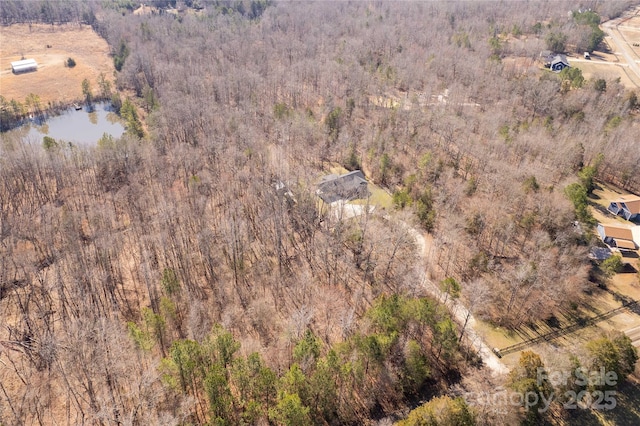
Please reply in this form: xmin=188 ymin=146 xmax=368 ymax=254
xmin=586 ymin=6 xmax=640 ymax=88
xmin=503 ymin=6 xmax=640 ymax=89
xmin=0 ymin=23 xmax=114 ymax=106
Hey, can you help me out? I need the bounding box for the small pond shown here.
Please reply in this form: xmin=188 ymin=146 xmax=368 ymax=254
xmin=3 ymin=102 xmax=125 ymax=146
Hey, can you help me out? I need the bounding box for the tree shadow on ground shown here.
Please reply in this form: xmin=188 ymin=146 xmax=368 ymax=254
xmin=564 ymin=381 xmax=640 ymax=425
xmin=506 ymin=294 xmax=637 ymax=350
xmin=588 ymin=192 xmax=601 ymax=200
xmin=545 ymin=315 xmax=561 ymax=329
xmin=561 ymin=407 xmax=603 ymax=426
xmin=591 ymin=203 xmax=612 ymax=217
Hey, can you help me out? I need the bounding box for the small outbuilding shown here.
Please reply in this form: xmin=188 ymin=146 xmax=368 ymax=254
xmin=11 ymin=58 xmax=38 ymax=74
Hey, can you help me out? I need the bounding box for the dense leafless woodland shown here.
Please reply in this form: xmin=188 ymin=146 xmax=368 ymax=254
xmin=1 ymin=0 xmax=639 ymax=424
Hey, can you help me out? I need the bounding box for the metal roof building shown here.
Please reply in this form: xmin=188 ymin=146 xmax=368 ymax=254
xmin=11 ymin=59 xmax=38 ymax=74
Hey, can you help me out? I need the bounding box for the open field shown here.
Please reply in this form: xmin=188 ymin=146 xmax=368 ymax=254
xmin=565 ymin=29 xmax=640 ymax=89
xmin=616 ymin=6 xmax=640 ymax=57
xmin=596 ymin=5 xmax=640 ymax=88
xmin=0 ymin=23 xmax=114 ymax=106
xmin=487 ymin=285 xmax=640 ymax=369
xmin=570 ymin=57 xmax=640 ymax=89
xmin=571 ymin=18 xmax=640 ymax=87
xmin=503 ymin=6 xmax=640 ymax=89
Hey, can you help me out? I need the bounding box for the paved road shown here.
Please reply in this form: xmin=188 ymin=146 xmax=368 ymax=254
xmin=570 ymin=58 xmax=630 ymax=65
xmin=602 ymin=9 xmax=640 ymax=87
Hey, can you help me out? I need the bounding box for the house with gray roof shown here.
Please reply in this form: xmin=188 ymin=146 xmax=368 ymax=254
xmin=316 ymin=170 xmax=369 ymax=204
xmin=549 ymin=55 xmax=570 ymax=72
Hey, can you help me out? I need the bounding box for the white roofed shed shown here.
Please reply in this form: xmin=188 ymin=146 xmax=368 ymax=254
xmin=11 ymin=58 xmax=38 ymax=74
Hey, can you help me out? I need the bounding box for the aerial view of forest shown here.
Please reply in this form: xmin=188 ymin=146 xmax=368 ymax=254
xmin=1 ymin=1 xmax=640 ymax=425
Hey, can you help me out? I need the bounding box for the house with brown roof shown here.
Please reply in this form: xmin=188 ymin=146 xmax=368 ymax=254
xmin=608 ymin=195 xmax=640 ymax=222
xmin=597 ymin=223 xmax=638 ymax=250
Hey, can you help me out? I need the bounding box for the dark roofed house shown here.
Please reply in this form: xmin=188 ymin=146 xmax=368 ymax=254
xmin=317 ymin=170 xmax=369 ymax=204
xmin=597 ymin=223 xmax=638 ymax=250
xmin=550 ymin=55 xmax=569 ymax=72
xmin=608 ymin=195 xmax=640 ymax=222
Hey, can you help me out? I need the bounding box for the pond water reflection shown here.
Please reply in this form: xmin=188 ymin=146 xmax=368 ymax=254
xmin=4 ymin=102 xmax=125 ymax=146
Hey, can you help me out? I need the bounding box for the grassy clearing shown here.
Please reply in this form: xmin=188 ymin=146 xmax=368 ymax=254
xmin=572 ymin=60 xmax=640 ymax=89
xmin=490 ymin=273 xmax=640 ymax=361
xmin=351 ymin=185 xmax=394 ymax=211
xmin=473 ymin=319 xmax=525 ymax=368
xmin=324 ymin=163 xmax=393 ymax=210
xmin=0 ymin=24 xmax=114 ymax=106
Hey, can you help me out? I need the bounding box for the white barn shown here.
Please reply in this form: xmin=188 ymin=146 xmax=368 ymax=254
xmin=11 ymin=58 xmax=38 ymax=74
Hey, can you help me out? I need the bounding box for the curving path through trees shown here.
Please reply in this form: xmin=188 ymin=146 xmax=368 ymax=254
xmin=404 ymin=224 xmax=509 ymax=376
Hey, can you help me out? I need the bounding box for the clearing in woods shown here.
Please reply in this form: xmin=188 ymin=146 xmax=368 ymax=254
xmin=574 ymin=6 xmax=640 ymax=88
xmin=0 ymin=23 xmax=114 ymax=106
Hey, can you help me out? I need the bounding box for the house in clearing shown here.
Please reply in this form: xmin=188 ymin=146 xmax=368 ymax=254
xmin=316 ymin=170 xmax=369 ymax=204
xmin=549 ymin=55 xmax=570 ymax=72
xmin=11 ymin=58 xmax=38 ymax=74
xmin=608 ymin=195 xmax=640 ymax=222
xmin=597 ymin=223 xmax=638 ymax=251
